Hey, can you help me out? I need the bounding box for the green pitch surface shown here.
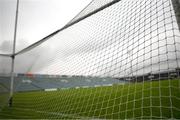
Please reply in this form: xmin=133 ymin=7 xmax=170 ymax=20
xmin=0 ymin=84 xmax=9 ymax=110
xmin=0 ymin=79 xmax=180 ymax=119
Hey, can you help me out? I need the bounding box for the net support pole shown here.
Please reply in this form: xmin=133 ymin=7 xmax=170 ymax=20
xmin=9 ymin=0 xmax=19 ymax=107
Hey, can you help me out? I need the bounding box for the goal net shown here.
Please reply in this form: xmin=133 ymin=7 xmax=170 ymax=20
xmin=0 ymin=0 xmax=180 ymax=119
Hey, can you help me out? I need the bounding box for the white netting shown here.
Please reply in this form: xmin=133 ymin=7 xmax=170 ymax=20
xmin=0 ymin=0 xmax=180 ymax=119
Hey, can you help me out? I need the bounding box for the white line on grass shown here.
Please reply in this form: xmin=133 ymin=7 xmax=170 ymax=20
xmin=13 ymin=107 xmax=98 ymax=119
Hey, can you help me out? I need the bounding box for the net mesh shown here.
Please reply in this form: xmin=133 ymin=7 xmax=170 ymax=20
xmin=0 ymin=57 xmax=11 ymax=110
xmin=0 ymin=0 xmax=180 ymax=119
xmin=66 ymin=0 xmax=116 ymax=25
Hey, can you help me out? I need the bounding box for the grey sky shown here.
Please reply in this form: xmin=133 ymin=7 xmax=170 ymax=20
xmin=0 ymin=0 xmax=180 ymax=77
xmin=13 ymin=0 xmax=180 ymax=77
xmin=0 ymin=0 xmax=91 ymax=53
xmin=0 ymin=0 xmax=91 ymax=74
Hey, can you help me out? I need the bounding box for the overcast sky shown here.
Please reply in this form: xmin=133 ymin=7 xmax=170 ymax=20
xmin=0 ymin=0 xmax=180 ymax=77
xmin=0 ymin=0 xmax=91 ymax=53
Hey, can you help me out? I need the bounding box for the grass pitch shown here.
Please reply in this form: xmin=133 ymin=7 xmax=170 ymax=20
xmin=0 ymin=79 xmax=180 ymax=119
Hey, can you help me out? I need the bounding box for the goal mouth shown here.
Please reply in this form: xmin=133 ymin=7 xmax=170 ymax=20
xmin=0 ymin=0 xmax=180 ymax=119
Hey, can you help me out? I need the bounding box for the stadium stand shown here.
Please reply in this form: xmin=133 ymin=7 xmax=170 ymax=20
xmin=7 ymin=74 xmax=127 ymax=92
xmin=0 ymin=77 xmax=10 ymax=92
xmin=1 ymin=69 xmax=179 ymax=92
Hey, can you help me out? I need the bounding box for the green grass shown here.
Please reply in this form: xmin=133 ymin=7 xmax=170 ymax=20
xmin=0 ymin=84 xmax=9 ymax=110
xmin=0 ymin=79 xmax=180 ymax=119
xmin=0 ymin=93 xmax=9 ymax=110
